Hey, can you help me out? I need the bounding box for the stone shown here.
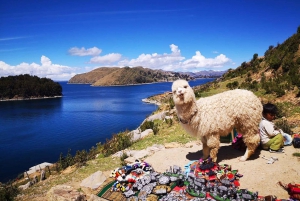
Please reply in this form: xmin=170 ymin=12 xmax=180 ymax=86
xmin=24 ymin=162 xmax=52 ymax=176
xmin=164 ymin=142 xmax=181 ymax=148
xmin=129 ymin=129 xmax=141 ymax=142
xmin=146 ymin=144 xmax=165 ymax=153
xmin=146 ymin=111 xmax=166 ymax=121
xmin=46 ymin=185 xmax=86 ymax=201
xmin=140 ymin=129 xmax=153 ymax=138
xmin=80 ymin=171 xmax=107 ymax=190
xmin=18 ymin=181 xmax=31 ymax=190
xmin=88 ymin=194 xmax=107 ymax=201
xmin=40 ymin=170 xmax=45 ymax=181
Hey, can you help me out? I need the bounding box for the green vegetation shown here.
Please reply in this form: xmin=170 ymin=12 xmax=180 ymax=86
xmin=0 ymin=74 xmax=62 ymax=100
xmin=140 ymin=120 xmax=159 ymax=134
xmin=0 ymin=183 xmax=19 ymax=201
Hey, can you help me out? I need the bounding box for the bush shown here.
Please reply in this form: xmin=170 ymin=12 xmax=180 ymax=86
xmin=275 ymin=119 xmax=293 ymax=135
xmin=140 ymin=120 xmax=159 ymax=135
xmin=102 ymin=131 xmax=133 ymax=157
xmin=168 ymin=97 xmax=175 ymax=109
xmin=0 ymin=183 xmax=19 ymax=201
xmin=226 ymin=81 xmax=239 ymax=89
xmin=140 ymin=121 xmax=154 ymax=132
xmin=120 ymin=152 xmax=129 ymax=166
xmin=165 ymin=118 xmax=173 ymax=127
xmin=74 ymin=150 xmax=88 ymax=167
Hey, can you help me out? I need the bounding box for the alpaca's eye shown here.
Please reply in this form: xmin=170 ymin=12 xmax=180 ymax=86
xmin=184 ymin=85 xmax=188 ymax=88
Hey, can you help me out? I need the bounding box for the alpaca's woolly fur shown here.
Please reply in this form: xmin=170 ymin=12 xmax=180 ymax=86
xmin=172 ymin=80 xmax=263 ymax=162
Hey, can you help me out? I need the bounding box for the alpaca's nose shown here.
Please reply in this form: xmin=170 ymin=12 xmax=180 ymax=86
xmin=177 ymin=87 xmax=184 ymax=94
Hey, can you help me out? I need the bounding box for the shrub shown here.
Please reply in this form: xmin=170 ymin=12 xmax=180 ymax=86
xmin=74 ymin=150 xmax=89 ymax=167
xmin=120 ymin=152 xmax=129 ymax=166
xmin=168 ymin=97 xmax=175 ymax=108
xmin=140 ymin=121 xmax=154 ymax=132
xmin=0 ymin=183 xmax=19 ymax=201
xmin=275 ymin=119 xmax=293 ymax=135
xmin=226 ymin=81 xmax=239 ymax=90
xmin=102 ymin=130 xmax=133 ymax=157
xmin=140 ymin=120 xmax=159 ymax=135
xmin=165 ymin=118 xmax=173 ymax=127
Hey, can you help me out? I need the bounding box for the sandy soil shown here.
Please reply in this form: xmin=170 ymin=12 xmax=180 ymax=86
xmin=144 ymin=141 xmax=300 ymax=199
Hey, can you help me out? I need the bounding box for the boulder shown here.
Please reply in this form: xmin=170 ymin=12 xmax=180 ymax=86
xmin=146 ymin=111 xmax=166 ymax=121
xmin=129 ymin=129 xmax=141 ymax=142
xmin=80 ymin=171 xmax=107 ymax=190
xmin=18 ymin=181 xmax=31 ymax=190
xmin=46 ymin=185 xmax=86 ymax=201
xmin=140 ymin=129 xmax=153 ymax=138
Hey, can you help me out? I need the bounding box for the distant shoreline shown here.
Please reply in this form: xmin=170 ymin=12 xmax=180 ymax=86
xmin=0 ymin=96 xmax=62 ymax=102
xmin=68 ymin=78 xmax=214 ymax=87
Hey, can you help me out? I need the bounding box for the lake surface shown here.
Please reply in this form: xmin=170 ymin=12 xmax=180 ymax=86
xmin=0 ymin=78 xmax=214 ymax=182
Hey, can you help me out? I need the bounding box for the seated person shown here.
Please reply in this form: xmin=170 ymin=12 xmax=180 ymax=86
xmin=259 ymin=103 xmax=292 ymax=153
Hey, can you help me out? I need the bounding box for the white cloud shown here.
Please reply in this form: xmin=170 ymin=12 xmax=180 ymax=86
xmin=182 ymin=51 xmax=230 ymax=69
xmin=0 ymin=55 xmax=88 ymax=81
xmin=118 ymin=44 xmax=185 ymax=70
xmin=68 ymin=47 xmax=102 ymax=56
xmin=89 ymin=53 xmax=122 ymax=64
xmin=118 ymin=44 xmax=231 ymax=71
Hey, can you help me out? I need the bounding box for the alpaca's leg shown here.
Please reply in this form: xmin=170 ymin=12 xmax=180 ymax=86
xmin=201 ymin=137 xmax=210 ymax=159
xmin=206 ymin=135 xmax=220 ymax=162
xmin=240 ymin=131 xmax=260 ymax=161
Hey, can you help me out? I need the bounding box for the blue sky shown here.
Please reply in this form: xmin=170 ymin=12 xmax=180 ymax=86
xmin=0 ymin=0 xmax=299 ymax=81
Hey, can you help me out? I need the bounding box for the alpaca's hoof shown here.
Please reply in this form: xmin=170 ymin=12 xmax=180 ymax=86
xmin=239 ymin=156 xmax=247 ymax=161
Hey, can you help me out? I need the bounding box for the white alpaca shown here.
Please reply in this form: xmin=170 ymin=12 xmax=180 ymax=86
xmin=172 ymin=79 xmax=262 ymax=162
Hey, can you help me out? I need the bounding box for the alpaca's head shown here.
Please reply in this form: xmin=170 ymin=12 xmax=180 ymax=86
xmin=172 ymin=79 xmax=196 ymax=105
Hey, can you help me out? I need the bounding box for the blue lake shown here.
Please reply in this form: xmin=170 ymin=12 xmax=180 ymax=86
xmin=0 ymin=78 xmax=214 ymax=182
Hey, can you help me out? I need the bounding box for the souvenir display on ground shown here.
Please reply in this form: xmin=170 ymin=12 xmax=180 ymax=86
xmin=97 ymin=157 xmax=300 ymax=200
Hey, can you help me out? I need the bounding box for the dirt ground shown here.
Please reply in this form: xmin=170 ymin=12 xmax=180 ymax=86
xmin=144 ymin=141 xmax=300 ymax=199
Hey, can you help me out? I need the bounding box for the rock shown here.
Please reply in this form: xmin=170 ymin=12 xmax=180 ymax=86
xmin=80 ymin=171 xmax=107 ymax=190
xmin=146 ymin=144 xmax=165 ymax=152
xmin=40 ymin=170 xmax=45 ymax=181
xmin=88 ymin=194 xmax=107 ymax=201
xmin=146 ymin=111 xmax=166 ymax=121
xmin=184 ymin=142 xmax=196 ymax=148
xmin=164 ymin=142 xmax=181 ymax=148
xmin=18 ymin=181 xmax=31 ymax=190
xmin=130 ymin=149 xmax=150 ymax=159
xmin=24 ymin=162 xmax=52 ymax=176
xmin=129 ymin=129 xmax=141 ymax=142
xmin=140 ymin=129 xmax=153 ymax=138
xmin=46 ymin=185 xmax=86 ymax=201
xmin=124 ymin=157 xmax=137 ymax=164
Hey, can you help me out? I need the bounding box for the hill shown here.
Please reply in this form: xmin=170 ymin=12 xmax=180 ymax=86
xmin=68 ymin=66 xmax=194 ymax=86
xmin=182 ymin=70 xmax=227 ymax=78
xmin=0 ymin=74 xmax=62 ymax=101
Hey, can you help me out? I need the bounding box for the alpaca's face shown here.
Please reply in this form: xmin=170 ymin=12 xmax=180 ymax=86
xmin=172 ymin=80 xmax=195 ymax=104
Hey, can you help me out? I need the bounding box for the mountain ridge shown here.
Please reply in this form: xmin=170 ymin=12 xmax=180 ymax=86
xmin=68 ymin=66 xmax=225 ymax=86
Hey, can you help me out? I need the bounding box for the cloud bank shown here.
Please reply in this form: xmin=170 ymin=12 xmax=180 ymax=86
xmin=80 ymin=44 xmax=231 ymax=71
xmin=1 ymin=44 xmax=231 ymax=80
xmin=0 ymin=56 xmax=88 ymax=81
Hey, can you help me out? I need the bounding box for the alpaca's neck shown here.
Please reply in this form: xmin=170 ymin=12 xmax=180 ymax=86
xmin=176 ymin=101 xmax=198 ymax=124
